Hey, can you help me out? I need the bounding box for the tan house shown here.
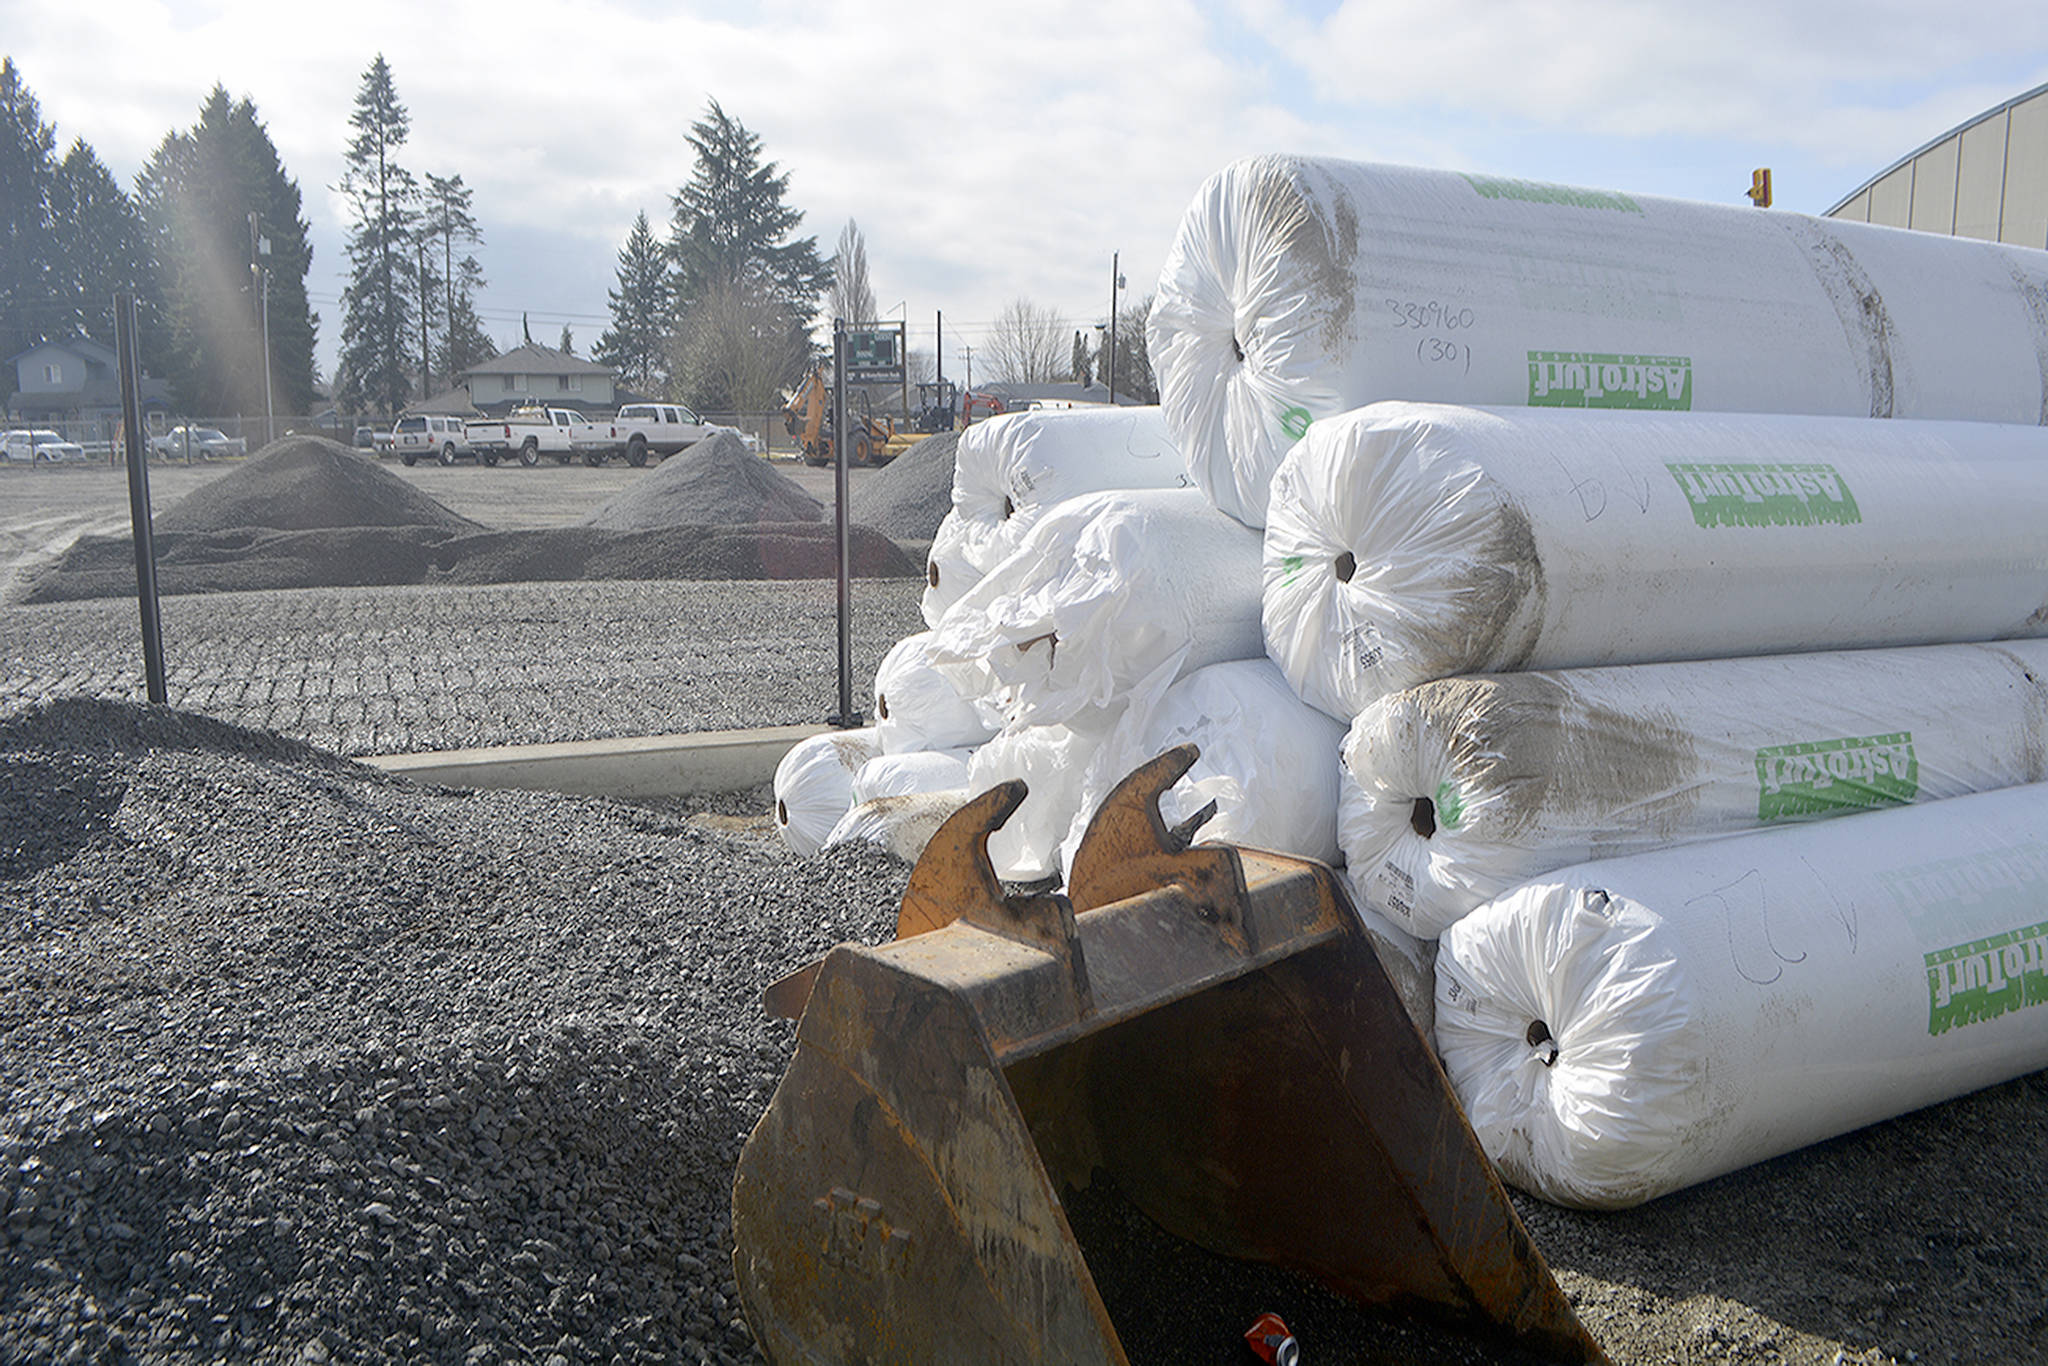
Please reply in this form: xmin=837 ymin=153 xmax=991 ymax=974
xmin=456 ymin=343 xmax=616 ymax=414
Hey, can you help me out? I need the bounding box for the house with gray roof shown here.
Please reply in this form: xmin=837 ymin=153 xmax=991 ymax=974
xmin=456 ymin=343 xmax=615 ymax=415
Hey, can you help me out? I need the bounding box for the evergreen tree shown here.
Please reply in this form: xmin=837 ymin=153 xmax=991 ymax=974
xmin=667 ymin=100 xmax=829 ymax=322
xmin=417 ymin=171 xmax=481 ymax=396
xmin=135 ymin=86 xmax=317 ymax=418
xmin=1096 ymin=292 xmax=1157 ymax=403
xmin=336 ymin=55 xmax=418 ymax=417
xmin=593 ymin=210 xmax=670 ymax=395
xmin=0 ymin=58 xmax=59 ymax=391
xmin=558 ymin=323 xmax=574 ymax=355
xmin=440 ymin=254 xmax=494 ymax=380
xmin=47 ymin=140 xmax=151 ymax=342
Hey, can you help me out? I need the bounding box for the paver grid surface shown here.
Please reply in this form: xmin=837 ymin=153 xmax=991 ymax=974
xmin=0 ymin=577 xmax=927 ymax=756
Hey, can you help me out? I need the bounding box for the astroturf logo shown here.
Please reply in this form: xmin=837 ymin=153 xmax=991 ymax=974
xmin=1755 ymin=733 xmax=1917 ymax=822
xmin=1667 ymin=462 xmax=1861 ymax=528
xmin=1527 ymin=352 xmax=1692 ymax=410
xmin=1927 ymin=921 xmax=2048 ymax=1036
xmin=1462 ymin=174 xmax=1643 ymax=214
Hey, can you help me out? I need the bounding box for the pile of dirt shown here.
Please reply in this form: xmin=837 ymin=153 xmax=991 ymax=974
xmin=585 ymin=430 xmax=822 ymax=530
xmin=154 ymin=436 xmax=478 ymax=534
xmin=851 ymin=429 xmax=959 ymax=542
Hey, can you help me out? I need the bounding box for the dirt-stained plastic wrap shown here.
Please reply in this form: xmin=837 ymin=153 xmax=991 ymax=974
xmin=921 ymin=407 xmax=1190 ymax=625
xmin=771 ymin=727 xmax=881 ymax=858
xmin=1055 ymin=659 xmax=1349 ymax=873
xmin=822 ymin=788 xmax=975 ymax=866
xmin=1264 ymin=402 xmax=2048 ymax=721
xmin=1342 ymin=642 xmax=2048 ymax=938
xmin=1149 ymin=155 xmax=2048 ymax=526
xmin=871 ymin=631 xmax=997 ymax=754
xmin=931 ymin=488 xmax=1265 ymax=732
xmin=1437 ymin=783 xmax=2048 ymax=1209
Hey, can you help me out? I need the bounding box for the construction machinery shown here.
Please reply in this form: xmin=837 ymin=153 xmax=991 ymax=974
xmin=731 ymin=746 xmax=1606 ymax=1364
xmin=783 ymin=365 xmax=900 ymax=468
xmin=911 ymin=380 xmax=960 ymax=434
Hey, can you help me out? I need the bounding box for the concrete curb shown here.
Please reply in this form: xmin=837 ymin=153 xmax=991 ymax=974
xmin=362 ymin=723 xmax=832 ymax=799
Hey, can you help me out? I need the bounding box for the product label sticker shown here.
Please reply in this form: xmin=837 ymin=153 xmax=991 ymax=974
xmin=1755 ymin=732 xmax=1917 ymax=822
xmin=1527 ymin=351 xmax=1692 ymax=409
xmin=1366 ymin=859 xmax=1417 ymax=924
xmin=1667 ymin=461 xmax=1861 ymax=528
xmin=1462 ymin=173 xmax=1644 ymax=215
xmin=1926 ymin=920 xmax=2048 ymax=1036
xmin=1437 ymin=961 xmax=1485 ymax=1016
xmin=1342 ymin=619 xmax=1386 ymax=674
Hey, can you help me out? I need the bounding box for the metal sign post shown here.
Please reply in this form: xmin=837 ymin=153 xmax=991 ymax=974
xmin=830 ymin=320 xmax=859 ymax=728
xmin=115 ymin=292 xmax=168 ymax=704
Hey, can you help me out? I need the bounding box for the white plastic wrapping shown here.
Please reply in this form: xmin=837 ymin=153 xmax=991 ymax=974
xmin=1149 ymin=155 xmax=2048 ymax=526
xmin=1056 ymin=659 xmax=1348 ymax=873
xmin=921 ymin=407 xmax=1192 ymax=625
xmin=1437 ymin=782 xmax=2048 ymax=1209
xmin=851 ymin=748 xmax=977 ymax=804
xmin=965 ymin=722 xmax=1106 ymax=883
xmin=771 ymin=727 xmax=881 ymax=858
xmin=823 ymin=787 xmax=975 ymax=865
xmin=1264 ymin=402 xmax=2048 ymax=722
xmin=931 ymin=488 xmax=1266 ymax=732
xmin=871 ymin=631 xmax=997 ymax=754
xmin=1342 ymin=642 xmax=2048 ymax=938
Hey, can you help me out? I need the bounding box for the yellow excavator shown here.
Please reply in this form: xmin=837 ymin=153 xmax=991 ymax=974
xmin=783 ymin=364 xmax=912 ymax=467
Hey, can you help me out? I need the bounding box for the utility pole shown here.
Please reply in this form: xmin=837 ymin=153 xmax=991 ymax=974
xmin=1107 ymin=251 xmax=1124 ymax=407
xmin=249 ymin=213 xmax=274 ymax=447
xmin=959 ymin=344 xmax=974 ymax=392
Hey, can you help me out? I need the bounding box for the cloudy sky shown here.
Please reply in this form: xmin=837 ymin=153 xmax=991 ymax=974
xmin=7 ymin=0 xmax=2048 ymax=386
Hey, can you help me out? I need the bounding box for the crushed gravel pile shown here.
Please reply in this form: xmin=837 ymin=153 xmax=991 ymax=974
xmin=18 ymin=524 xmax=918 ymax=604
xmin=585 ymin=433 xmax=822 ymax=530
xmin=849 ymin=430 xmax=960 ymax=543
xmin=154 ymin=437 xmax=479 ymax=535
xmin=0 ymin=697 xmax=907 ymax=1366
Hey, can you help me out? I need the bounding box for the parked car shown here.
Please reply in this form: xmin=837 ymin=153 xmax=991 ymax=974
xmin=353 ymin=425 xmax=380 ymax=450
xmin=569 ymin=402 xmax=713 ymax=466
xmin=151 ymin=426 xmax=247 ymax=460
xmin=466 ymin=407 xmax=586 ymax=466
xmin=2 ymin=429 xmax=88 ymax=462
xmin=393 ymin=414 xmax=473 ymax=466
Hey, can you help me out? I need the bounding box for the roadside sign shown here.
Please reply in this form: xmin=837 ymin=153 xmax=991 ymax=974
xmin=845 ymin=323 xmax=906 ymax=382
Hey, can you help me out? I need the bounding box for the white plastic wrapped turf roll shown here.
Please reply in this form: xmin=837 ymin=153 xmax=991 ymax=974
xmin=1341 ymin=642 xmax=2048 ymax=938
xmin=871 ymin=631 xmax=997 ymax=754
xmin=1057 ymin=659 xmax=1349 ymax=872
xmin=822 ymin=787 xmax=975 ymax=866
xmin=1436 ymin=782 xmax=2048 ymax=1210
xmin=1149 ymin=155 xmax=2048 ymax=526
xmin=920 ymin=407 xmax=1191 ymax=625
xmin=966 ymin=723 xmax=1106 ymax=883
xmin=1264 ymin=402 xmax=2048 ymax=721
xmin=931 ymin=488 xmax=1266 ymax=732
xmin=771 ymin=727 xmax=881 ymax=857
xmin=851 ymin=748 xmax=977 ymax=804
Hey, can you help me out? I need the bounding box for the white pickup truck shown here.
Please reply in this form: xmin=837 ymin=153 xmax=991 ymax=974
xmin=465 ymin=407 xmax=587 ymax=466
xmin=570 ymin=402 xmax=714 ymax=467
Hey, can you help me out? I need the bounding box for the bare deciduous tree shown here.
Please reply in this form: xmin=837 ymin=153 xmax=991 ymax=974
xmin=985 ymin=297 xmax=1066 ymax=384
xmin=669 ymin=275 xmax=813 ymax=416
xmin=829 ymin=218 xmax=876 ymax=326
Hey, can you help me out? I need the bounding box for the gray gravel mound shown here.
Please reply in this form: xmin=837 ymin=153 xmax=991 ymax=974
xmin=17 ymin=524 xmax=919 ymax=604
xmin=0 ymin=696 xmax=908 ymax=1365
xmin=849 ymin=430 xmax=959 ymax=542
xmin=154 ymin=437 xmax=479 ymax=535
xmin=586 ymin=432 xmax=822 ymax=530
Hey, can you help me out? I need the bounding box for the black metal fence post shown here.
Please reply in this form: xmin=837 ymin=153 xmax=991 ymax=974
xmin=115 ymin=292 xmax=168 ymax=704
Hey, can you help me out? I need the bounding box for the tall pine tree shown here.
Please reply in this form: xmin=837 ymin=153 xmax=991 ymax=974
xmin=136 ymin=87 xmax=318 ymax=419
xmin=667 ymin=100 xmax=829 ymax=319
xmin=47 ymin=141 xmax=151 ymax=343
xmin=416 ymin=172 xmax=482 ymax=396
xmin=336 ymin=55 xmax=418 ymax=418
xmin=0 ymin=58 xmax=59 ymax=395
xmin=594 ymin=211 xmax=671 ymax=396
xmin=441 ymin=254 xmax=494 ymax=379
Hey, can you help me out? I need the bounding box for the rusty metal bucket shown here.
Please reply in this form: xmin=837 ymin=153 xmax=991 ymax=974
xmin=730 ymin=746 xmax=1604 ymax=1364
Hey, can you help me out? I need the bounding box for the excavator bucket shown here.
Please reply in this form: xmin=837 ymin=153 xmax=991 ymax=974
xmin=731 ymin=746 xmax=1605 ymax=1364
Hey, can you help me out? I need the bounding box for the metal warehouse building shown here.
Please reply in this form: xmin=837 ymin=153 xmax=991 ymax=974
xmin=1826 ymin=81 xmax=2048 ymax=247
